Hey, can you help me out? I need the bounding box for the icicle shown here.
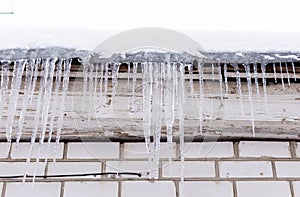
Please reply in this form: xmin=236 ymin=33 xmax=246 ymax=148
xmin=99 ymin=63 xmax=104 ymax=99
xmin=224 ymin=63 xmax=229 ymax=97
xmin=285 ymin=62 xmax=290 ymax=86
xmin=142 ymin=62 xmax=153 ymax=178
xmin=104 ymin=63 xmax=109 ymax=99
xmin=130 ymin=63 xmax=138 ymax=113
xmin=45 ymin=59 xmax=63 ymax=165
xmin=197 ymin=63 xmax=204 ymax=134
xmin=188 ymin=64 xmax=194 ymax=97
xmin=34 ymin=58 xmax=56 ymax=180
xmin=273 ymin=63 xmax=277 ymax=83
xmin=211 ymin=63 xmax=215 ymax=81
xmin=0 ymin=61 xmax=10 ymax=131
xmin=82 ymin=62 xmax=89 ymax=113
xmin=178 ymin=63 xmax=185 ymax=197
xmin=6 ymin=60 xmax=26 ymax=144
xmin=217 ymin=63 xmax=223 ymax=100
xmin=253 ymin=63 xmax=260 ymax=97
xmin=29 ymin=59 xmax=40 ymax=105
xmin=244 ymin=64 xmax=255 ymax=137
xmin=164 ymin=62 xmax=175 ymax=171
xmin=260 ymin=63 xmax=268 ymax=111
xmin=112 ymin=62 xmax=120 ymax=98
xmin=16 ymin=60 xmax=35 ymax=144
xmin=24 ymin=59 xmax=46 ymax=182
xmin=88 ymin=63 xmax=94 ymax=122
xmin=54 ymin=59 xmax=72 ymax=161
xmin=279 ymin=62 xmax=285 ymax=90
xmin=292 ymin=62 xmax=297 ymax=81
xmin=152 ymin=62 xmax=162 ymax=179
xmin=93 ymin=63 xmax=99 ymax=99
xmin=233 ymin=64 xmax=244 ymax=116
xmin=127 ymin=63 xmax=131 ymax=86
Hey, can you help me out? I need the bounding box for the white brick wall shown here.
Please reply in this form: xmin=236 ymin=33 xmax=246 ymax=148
xmin=184 ymin=142 xmax=234 ymax=158
xmin=67 ymin=142 xmax=119 ymax=159
xmin=122 ymin=181 xmax=176 ymax=197
xmin=5 ymin=182 xmax=61 ymax=197
xmin=236 ymin=181 xmax=291 ymax=197
xmin=123 ymin=143 xmax=176 ymax=159
xmin=0 ymin=140 xmax=299 ymax=197
xmin=64 ymin=182 xmax=118 ymax=197
xmin=219 ymin=161 xmax=273 ymax=178
xmin=180 ymin=182 xmax=233 ymax=197
xmin=239 ymin=141 xmax=291 ymax=158
xmin=162 ymin=161 xmax=215 ymax=178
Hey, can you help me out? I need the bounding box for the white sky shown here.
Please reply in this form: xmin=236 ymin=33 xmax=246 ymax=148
xmin=1 ymin=0 xmax=300 ymax=32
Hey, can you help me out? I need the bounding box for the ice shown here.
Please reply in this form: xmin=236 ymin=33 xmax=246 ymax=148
xmin=0 ymin=61 xmax=10 ymax=137
xmin=211 ymin=63 xmax=215 ymax=81
xmin=129 ymin=63 xmax=138 ymax=113
xmin=279 ymin=62 xmax=285 ymax=90
xmin=292 ymin=62 xmax=297 ymax=81
xmin=285 ymin=62 xmax=291 ymax=86
xmin=244 ymin=64 xmax=255 ymax=136
xmin=217 ymin=63 xmax=223 ymax=99
xmin=197 ymin=63 xmax=204 ymax=134
xmin=273 ymin=63 xmax=277 ymax=83
xmin=253 ymin=63 xmax=260 ymax=97
xmin=260 ymin=63 xmax=268 ymax=110
xmin=224 ymin=63 xmax=229 ymax=96
xmin=233 ymin=64 xmax=244 ymax=115
xmin=6 ymin=60 xmax=26 ymax=144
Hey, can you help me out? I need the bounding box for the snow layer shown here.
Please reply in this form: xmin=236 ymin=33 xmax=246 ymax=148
xmin=1 ymin=27 xmax=300 ymax=52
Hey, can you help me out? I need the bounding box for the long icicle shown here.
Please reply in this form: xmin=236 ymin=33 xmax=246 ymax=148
xmin=244 ymin=64 xmax=255 ymax=137
xmin=197 ymin=63 xmax=204 ymax=134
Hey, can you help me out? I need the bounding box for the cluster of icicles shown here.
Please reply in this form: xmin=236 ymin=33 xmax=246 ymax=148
xmin=0 ymin=58 xmax=297 ymax=185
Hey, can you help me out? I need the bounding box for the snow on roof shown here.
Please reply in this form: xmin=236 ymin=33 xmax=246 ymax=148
xmin=0 ymin=27 xmax=300 ymax=53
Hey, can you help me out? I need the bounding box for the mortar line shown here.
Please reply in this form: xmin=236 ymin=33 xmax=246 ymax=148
xmin=232 ymin=181 xmax=238 ymax=197
xmin=60 ymin=181 xmax=65 ymax=197
xmin=62 ymin=142 xmax=68 ymax=160
xmin=118 ymin=181 xmax=122 ymax=197
xmin=271 ymin=160 xmax=277 ymax=179
xmin=290 ymin=141 xmax=297 ymax=158
xmin=215 ymin=160 xmax=220 ymax=178
xmin=233 ymin=141 xmax=240 ymax=158
xmin=289 ymin=180 xmax=295 ymax=197
xmin=1 ymin=182 xmax=6 ymax=197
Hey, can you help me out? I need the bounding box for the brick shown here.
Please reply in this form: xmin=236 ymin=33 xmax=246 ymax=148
xmin=184 ymin=142 xmax=234 ymax=158
xmin=122 ymin=181 xmax=176 ymax=197
xmin=0 ymin=162 xmax=45 ymax=177
xmin=11 ymin=143 xmax=64 ymax=159
xmin=106 ymin=161 xmax=151 ymax=178
xmin=0 ymin=143 xmax=10 ymax=158
xmin=237 ymin=181 xmax=291 ymax=197
xmin=219 ymin=161 xmax=272 ymax=178
xmin=180 ymin=182 xmax=233 ymax=197
xmin=162 ymin=161 xmax=215 ymax=178
xmin=123 ymin=143 xmax=176 ymax=159
xmin=5 ymin=182 xmax=61 ymax=197
xmin=47 ymin=162 xmax=101 ymax=179
xmin=239 ymin=141 xmax=291 ymax=158
xmin=276 ymin=161 xmax=300 ymax=177
xmin=67 ymin=142 xmax=119 ymax=159
xmin=293 ymin=181 xmax=300 ymax=197
xmin=64 ymin=182 xmax=118 ymax=197
xmin=294 ymin=142 xmax=300 ymax=157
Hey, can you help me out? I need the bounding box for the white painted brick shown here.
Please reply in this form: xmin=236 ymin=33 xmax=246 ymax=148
xmin=292 ymin=181 xmax=300 ymax=197
xmin=162 ymin=161 xmax=215 ymax=178
xmin=0 ymin=143 xmax=10 ymax=158
xmin=237 ymin=181 xmax=291 ymax=197
xmin=122 ymin=181 xmax=176 ymax=197
xmin=294 ymin=143 xmax=300 ymax=157
xmin=184 ymin=142 xmax=234 ymax=158
xmin=239 ymin=141 xmax=291 ymax=157
xmin=5 ymin=182 xmax=61 ymax=197
xmin=11 ymin=143 xmax=64 ymax=159
xmin=106 ymin=161 xmax=151 ymax=178
xmin=123 ymin=143 xmax=176 ymax=159
xmin=276 ymin=161 xmax=300 ymax=177
xmin=219 ymin=161 xmax=272 ymax=178
xmin=64 ymin=182 xmax=118 ymax=197
xmin=180 ymin=182 xmax=233 ymax=197
xmin=0 ymin=162 xmax=45 ymax=177
xmin=48 ymin=162 xmax=101 ymax=179
xmin=67 ymin=142 xmax=119 ymax=159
